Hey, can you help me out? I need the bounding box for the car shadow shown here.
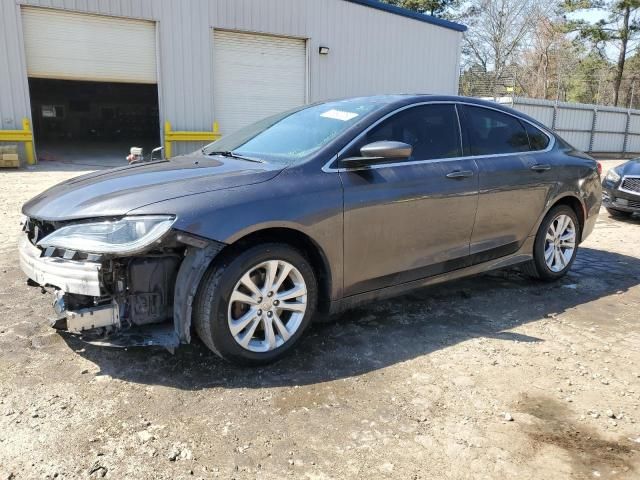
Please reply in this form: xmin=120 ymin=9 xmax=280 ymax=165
xmin=606 ymin=212 xmax=640 ymax=223
xmin=62 ymin=247 xmax=640 ymax=389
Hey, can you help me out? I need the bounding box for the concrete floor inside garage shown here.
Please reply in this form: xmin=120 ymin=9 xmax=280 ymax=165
xmin=28 ymin=78 xmax=161 ymax=167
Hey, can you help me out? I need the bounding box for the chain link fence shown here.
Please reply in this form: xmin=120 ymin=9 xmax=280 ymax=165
xmin=459 ymin=68 xmax=640 ymax=110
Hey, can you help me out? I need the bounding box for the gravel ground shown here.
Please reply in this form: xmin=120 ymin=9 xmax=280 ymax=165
xmin=0 ymin=160 xmax=638 ymax=480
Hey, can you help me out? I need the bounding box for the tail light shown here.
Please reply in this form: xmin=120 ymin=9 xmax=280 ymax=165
xmin=596 ymin=161 xmax=602 ymax=176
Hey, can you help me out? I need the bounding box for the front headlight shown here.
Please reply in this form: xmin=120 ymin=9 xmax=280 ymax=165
xmin=605 ymin=169 xmax=621 ymax=183
xmin=37 ymin=215 xmax=175 ymax=255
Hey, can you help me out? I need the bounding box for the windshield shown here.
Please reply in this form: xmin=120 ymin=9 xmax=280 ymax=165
xmin=201 ymin=97 xmax=394 ymax=164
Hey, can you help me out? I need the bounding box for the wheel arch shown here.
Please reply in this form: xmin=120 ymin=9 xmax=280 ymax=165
xmin=173 ymin=226 xmax=334 ymax=343
xmin=548 ymin=194 xmax=586 ymax=239
xmin=526 ymin=193 xmax=586 ymax=253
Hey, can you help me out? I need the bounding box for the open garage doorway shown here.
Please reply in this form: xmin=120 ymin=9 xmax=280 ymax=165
xmin=28 ymin=79 xmax=160 ymax=166
xmin=21 ymin=7 xmax=160 ymax=167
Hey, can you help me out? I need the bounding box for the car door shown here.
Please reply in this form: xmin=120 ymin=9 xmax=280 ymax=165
xmin=459 ymin=104 xmax=556 ymax=263
xmin=338 ymin=103 xmax=479 ymax=297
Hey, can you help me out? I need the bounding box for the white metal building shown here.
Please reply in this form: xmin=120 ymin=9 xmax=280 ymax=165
xmin=0 ymin=0 xmax=466 ymax=162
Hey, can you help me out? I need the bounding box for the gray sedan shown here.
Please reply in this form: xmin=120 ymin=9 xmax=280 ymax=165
xmin=19 ymin=95 xmax=602 ymax=365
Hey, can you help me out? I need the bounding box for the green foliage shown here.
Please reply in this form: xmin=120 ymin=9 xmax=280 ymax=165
xmin=561 ymin=0 xmax=640 ymax=104
xmin=562 ymin=1 xmax=640 ymax=46
xmin=565 ymin=53 xmax=611 ymax=102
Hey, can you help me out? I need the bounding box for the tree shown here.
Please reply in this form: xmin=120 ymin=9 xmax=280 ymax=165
xmin=380 ymin=0 xmax=459 ymax=17
xmin=519 ymin=15 xmax=574 ymax=99
xmin=565 ymin=52 xmax=612 ymax=103
xmin=619 ymin=51 xmax=640 ymax=107
xmin=563 ymin=0 xmax=640 ymax=106
xmin=460 ymin=0 xmax=553 ymax=96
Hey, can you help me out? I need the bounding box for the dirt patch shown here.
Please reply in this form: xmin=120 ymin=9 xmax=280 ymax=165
xmin=519 ymin=394 xmax=637 ymax=478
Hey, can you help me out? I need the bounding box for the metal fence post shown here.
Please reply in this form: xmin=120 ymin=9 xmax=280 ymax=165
xmin=623 ymin=81 xmax=636 ymax=156
xmin=551 ymin=101 xmax=558 ymax=131
xmin=588 ymin=107 xmax=597 ymax=153
xmin=623 ymin=111 xmax=631 ymax=156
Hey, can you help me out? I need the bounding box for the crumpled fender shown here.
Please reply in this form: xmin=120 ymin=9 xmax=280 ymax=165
xmin=173 ymin=240 xmax=226 ymax=343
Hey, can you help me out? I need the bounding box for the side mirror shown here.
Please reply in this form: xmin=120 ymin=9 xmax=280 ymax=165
xmin=340 ymin=141 xmax=412 ymax=168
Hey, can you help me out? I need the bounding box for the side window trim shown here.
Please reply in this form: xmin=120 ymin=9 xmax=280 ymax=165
xmin=322 ymin=101 xmax=555 ymax=172
xmin=456 ymin=103 xmax=472 ymax=157
xmin=519 ymin=118 xmax=532 ymax=150
xmin=454 ymin=103 xmax=469 ymax=157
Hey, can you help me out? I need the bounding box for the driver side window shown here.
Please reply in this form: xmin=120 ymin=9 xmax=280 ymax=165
xmin=343 ymin=104 xmax=462 ymax=161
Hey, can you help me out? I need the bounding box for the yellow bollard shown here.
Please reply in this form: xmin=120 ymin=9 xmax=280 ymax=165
xmin=163 ymin=120 xmax=221 ymax=159
xmin=23 ymin=118 xmax=36 ymax=165
xmin=164 ymin=120 xmax=172 ymax=159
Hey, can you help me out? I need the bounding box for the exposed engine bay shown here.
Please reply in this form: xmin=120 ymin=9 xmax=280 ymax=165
xmin=52 ymin=255 xmax=181 ymax=331
xmin=20 ymin=215 xmax=223 ymax=351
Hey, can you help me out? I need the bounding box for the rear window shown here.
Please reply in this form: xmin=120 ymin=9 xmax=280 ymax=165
xmin=463 ymin=106 xmax=530 ymax=156
xmin=524 ymin=122 xmax=550 ymax=151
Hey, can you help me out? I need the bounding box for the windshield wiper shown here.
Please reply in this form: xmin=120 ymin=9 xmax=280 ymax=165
xmin=204 ymin=150 xmax=264 ymax=163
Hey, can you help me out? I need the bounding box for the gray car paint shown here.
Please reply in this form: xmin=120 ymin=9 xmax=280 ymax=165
xmin=22 ymin=155 xmax=283 ymax=221
xmin=22 ymin=95 xmax=602 ymax=326
xmin=340 ymin=157 xmax=480 ymax=296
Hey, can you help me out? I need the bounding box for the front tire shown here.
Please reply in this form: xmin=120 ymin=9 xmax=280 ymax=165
xmin=193 ymin=243 xmax=317 ymax=366
xmin=523 ymin=205 xmax=580 ymax=281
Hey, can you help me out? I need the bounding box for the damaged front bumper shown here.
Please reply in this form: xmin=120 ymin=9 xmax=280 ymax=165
xmin=18 ymin=231 xmax=182 ymax=350
xmin=19 ymin=234 xmax=102 ymax=297
xmin=19 ymin=218 xmax=226 ymax=351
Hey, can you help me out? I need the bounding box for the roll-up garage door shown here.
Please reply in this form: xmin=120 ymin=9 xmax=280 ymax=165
xmin=213 ymin=30 xmax=306 ymax=135
xmin=21 ymin=7 xmax=157 ymax=84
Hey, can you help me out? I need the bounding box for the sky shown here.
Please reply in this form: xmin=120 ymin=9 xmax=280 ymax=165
xmin=566 ymin=9 xmax=619 ymax=58
xmin=571 ymin=9 xmax=608 ymax=23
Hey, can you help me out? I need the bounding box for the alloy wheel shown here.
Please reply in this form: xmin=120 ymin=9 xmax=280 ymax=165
xmin=544 ymin=214 xmax=576 ymax=273
xmin=227 ymin=260 xmax=307 ymax=353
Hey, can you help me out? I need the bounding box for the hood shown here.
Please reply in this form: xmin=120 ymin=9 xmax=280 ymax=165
xmin=22 ymin=154 xmax=283 ymax=221
xmin=618 ymin=158 xmax=640 ymax=176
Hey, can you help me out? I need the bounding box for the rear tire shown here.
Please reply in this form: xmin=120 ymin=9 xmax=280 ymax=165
xmin=193 ymin=243 xmax=317 ymax=366
xmin=523 ymin=205 xmax=580 ymax=281
xmin=606 ymin=207 xmax=632 ymax=218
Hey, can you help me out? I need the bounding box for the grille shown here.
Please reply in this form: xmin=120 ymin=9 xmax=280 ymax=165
xmin=23 ymin=217 xmax=56 ymax=246
xmin=621 ymin=176 xmax=640 ymax=193
xmin=615 ymin=198 xmax=640 ymax=209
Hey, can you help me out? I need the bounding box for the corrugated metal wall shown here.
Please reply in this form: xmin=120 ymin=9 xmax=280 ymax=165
xmin=0 ymin=0 xmax=462 ymax=156
xmin=0 ymin=1 xmax=30 ymax=133
xmin=494 ymin=96 xmax=640 ymax=155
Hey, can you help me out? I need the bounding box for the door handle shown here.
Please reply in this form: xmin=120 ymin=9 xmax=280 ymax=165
xmin=530 ymin=163 xmax=551 ymax=172
xmin=446 ymin=170 xmax=474 ymax=179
